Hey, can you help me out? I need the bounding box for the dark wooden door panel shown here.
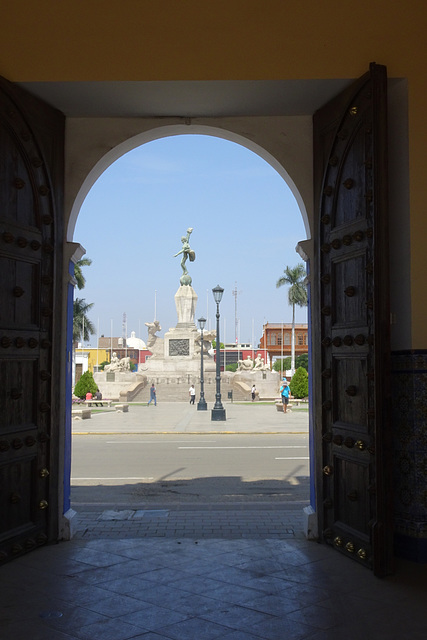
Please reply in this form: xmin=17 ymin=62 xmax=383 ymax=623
xmin=314 ymin=63 xmax=393 ymax=576
xmin=0 ymin=358 xmax=38 ymax=429
xmin=0 ymin=76 xmax=64 ymax=563
xmin=333 ymin=355 xmax=368 ymax=428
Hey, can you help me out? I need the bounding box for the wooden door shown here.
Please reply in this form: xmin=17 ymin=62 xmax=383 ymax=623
xmin=0 ymin=77 xmax=64 ymax=563
xmin=313 ymin=63 xmax=393 ymax=576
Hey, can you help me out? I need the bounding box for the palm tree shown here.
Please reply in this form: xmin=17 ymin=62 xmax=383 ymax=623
xmin=73 ymin=298 xmax=95 ymax=343
xmin=276 ymin=263 xmax=308 ymax=374
xmin=74 ymin=257 xmax=92 ymax=290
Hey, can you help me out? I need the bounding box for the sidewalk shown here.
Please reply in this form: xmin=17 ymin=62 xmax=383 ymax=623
xmin=72 ymin=401 xmax=310 ymax=435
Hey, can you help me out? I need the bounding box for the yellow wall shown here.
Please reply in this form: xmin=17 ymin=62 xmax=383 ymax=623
xmin=1 ymin=1 xmax=427 ymax=345
xmin=84 ymin=349 xmax=109 ymax=373
xmin=1 ymin=2 xmax=424 ymax=82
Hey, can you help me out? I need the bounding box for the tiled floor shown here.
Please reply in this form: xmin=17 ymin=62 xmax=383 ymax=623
xmin=1 ymin=508 xmax=426 ymax=640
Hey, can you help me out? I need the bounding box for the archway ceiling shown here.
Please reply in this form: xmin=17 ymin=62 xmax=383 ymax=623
xmin=18 ymin=80 xmax=352 ymax=117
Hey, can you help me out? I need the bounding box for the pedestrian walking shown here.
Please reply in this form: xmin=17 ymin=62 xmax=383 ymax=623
xmin=251 ymin=384 xmax=256 ymax=401
xmin=147 ymin=382 xmax=157 ymax=406
xmin=189 ymin=384 xmax=196 ymax=405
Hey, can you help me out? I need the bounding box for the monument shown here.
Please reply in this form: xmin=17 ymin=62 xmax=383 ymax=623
xmin=138 ymin=227 xmax=212 ymax=372
xmin=93 ymin=227 xmax=279 ymax=402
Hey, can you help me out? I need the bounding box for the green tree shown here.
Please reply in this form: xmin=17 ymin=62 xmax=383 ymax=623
xmin=73 ymin=298 xmax=95 ymax=343
xmin=72 ymin=257 xmax=95 ymax=345
xmin=226 ymin=362 xmax=238 ymax=372
xmin=276 ymin=263 xmax=308 ymax=373
xmin=211 ymin=340 xmax=224 ymax=349
xmin=73 ymin=370 xmax=98 ymax=399
xmin=290 ymin=367 xmax=309 ymax=399
xmin=295 ymin=353 xmax=309 ymax=372
xmin=273 ymin=357 xmax=291 ymax=372
xmin=74 ymin=257 xmax=92 ymax=290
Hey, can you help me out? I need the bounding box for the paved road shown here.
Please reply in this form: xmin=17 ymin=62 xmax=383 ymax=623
xmin=71 ymin=432 xmax=310 ymax=506
xmin=71 ymin=404 xmax=310 ymax=507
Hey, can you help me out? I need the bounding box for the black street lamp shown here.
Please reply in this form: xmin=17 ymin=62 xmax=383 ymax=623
xmin=211 ymin=285 xmax=226 ymax=421
xmin=197 ymin=316 xmax=208 ymax=411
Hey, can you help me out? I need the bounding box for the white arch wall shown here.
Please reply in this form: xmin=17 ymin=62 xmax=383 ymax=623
xmin=65 ymin=116 xmax=313 ymax=243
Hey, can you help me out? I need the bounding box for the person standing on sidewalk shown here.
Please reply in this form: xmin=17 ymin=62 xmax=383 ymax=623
xmin=280 ymin=378 xmax=290 ymax=413
xmin=251 ymin=384 xmax=256 ymax=401
xmin=189 ymin=384 xmax=196 ymax=405
xmin=147 ymin=383 xmax=157 ymax=406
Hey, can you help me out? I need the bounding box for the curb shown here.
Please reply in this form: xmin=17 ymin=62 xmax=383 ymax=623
xmin=72 ymin=431 xmax=309 ymax=436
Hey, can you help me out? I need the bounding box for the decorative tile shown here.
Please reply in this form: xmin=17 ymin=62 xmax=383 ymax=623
xmin=391 ymin=351 xmax=427 ymax=546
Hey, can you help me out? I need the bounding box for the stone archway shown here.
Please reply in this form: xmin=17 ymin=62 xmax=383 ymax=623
xmin=64 ymin=122 xmax=315 ymax=538
xmin=65 ymin=120 xmax=314 ymax=242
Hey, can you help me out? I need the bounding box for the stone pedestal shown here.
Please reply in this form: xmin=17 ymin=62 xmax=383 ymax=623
xmin=174 ymin=285 xmax=197 ymax=328
xmin=163 ymin=326 xmax=199 ymax=363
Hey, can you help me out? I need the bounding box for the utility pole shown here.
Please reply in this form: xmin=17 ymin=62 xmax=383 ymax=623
xmin=232 ymin=282 xmax=241 ymax=345
xmin=122 ymin=312 xmax=127 ymax=358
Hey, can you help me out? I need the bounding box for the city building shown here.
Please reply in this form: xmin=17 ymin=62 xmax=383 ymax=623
xmin=259 ymin=323 xmax=308 ymax=365
xmin=74 ymin=347 xmax=110 ymax=380
xmin=98 ymin=333 xmax=151 ymax=366
xmin=216 ymin=343 xmax=269 ymax=371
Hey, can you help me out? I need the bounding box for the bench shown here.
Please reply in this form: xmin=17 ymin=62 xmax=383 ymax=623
xmin=72 ymin=408 xmax=91 ymax=420
xmin=114 ymin=403 xmax=129 ymax=412
xmin=85 ymin=400 xmax=112 ymax=407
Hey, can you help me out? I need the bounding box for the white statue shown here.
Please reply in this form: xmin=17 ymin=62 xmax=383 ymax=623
xmin=194 ymin=329 xmax=216 ymax=355
xmin=104 ymin=352 xmax=131 ymax=372
xmin=145 ymin=320 xmax=161 ymax=349
xmin=237 ymin=355 xmax=254 ymax=371
xmin=254 ymin=354 xmax=269 ymax=371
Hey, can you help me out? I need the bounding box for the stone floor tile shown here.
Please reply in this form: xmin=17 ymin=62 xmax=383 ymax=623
xmin=156 ymin=616 xmax=232 ymax=640
xmin=74 ymin=617 xmax=148 ymax=640
xmin=69 ymin=558 xmax=161 ymax=584
xmin=83 ymin=593 xmax=150 ymax=617
xmin=169 ymin=574 xmax=230 ymax=595
xmin=220 ymin=632 xmax=268 ymax=640
xmin=203 ymin=582 xmax=267 ymax=606
xmin=60 ymin=546 xmax=128 ymax=568
xmin=172 ymin=592 xmax=227 ymax=616
xmin=37 ymin=603 xmax=109 ymax=632
xmin=94 ymin=575 xmax=158 ymax=596
xmin=249 ymin=614 xmax=317 ymax=640
xmin=118 ymin=602 xmax=190 ymax=631
xmin=200 ymin=602 xmax=277 ymax=632
xmin=242 ymin=592 xmax=305 ymax=616
xmin=286 ymin=603 xmax=340 ymax=630
xmin=2 ymin=618 xmax=80 ymax=640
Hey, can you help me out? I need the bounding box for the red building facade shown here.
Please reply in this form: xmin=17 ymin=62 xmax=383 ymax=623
xmin=259 ymin=323 xmax=308 ymax=366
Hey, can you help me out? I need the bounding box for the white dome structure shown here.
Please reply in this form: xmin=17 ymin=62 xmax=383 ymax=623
xmin=126 ymin=331 xmax=147 ymax=350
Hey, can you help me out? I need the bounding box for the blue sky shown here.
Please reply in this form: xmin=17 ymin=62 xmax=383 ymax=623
xmin=74 ymin=134 xmax=308 ymax=347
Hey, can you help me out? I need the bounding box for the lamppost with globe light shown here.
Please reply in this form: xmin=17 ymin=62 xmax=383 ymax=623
xmin=211 ymin=285 xmax=226 ymax=421
xmin=197 ymin=316 xmax=208 ymax=411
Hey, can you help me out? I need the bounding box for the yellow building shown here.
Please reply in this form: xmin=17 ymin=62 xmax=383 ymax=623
xmin=1 ymin=1 xmax=426 ymax=572
xmin=74 ymin=348 xmax=110 ymax=380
